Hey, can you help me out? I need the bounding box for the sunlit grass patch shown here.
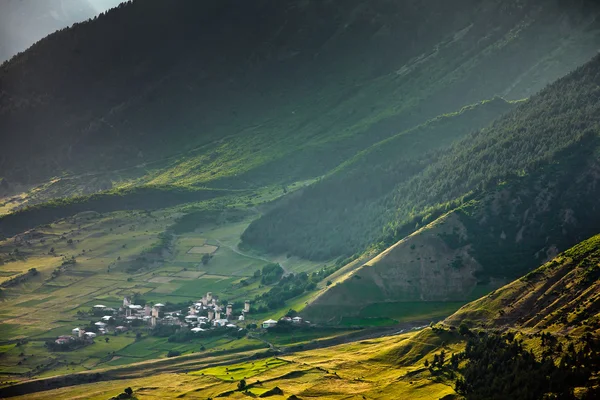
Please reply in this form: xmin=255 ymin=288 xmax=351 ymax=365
xmin=190 ymin=357 xmax=288 ymax=380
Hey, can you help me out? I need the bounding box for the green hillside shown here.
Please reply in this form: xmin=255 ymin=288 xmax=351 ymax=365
xmin=5 ymin=232 xmax=600 ymax=399
xmin=4 ymin=1 xmax=600 ymax=398
xmin=300 ymin=53 xmax=600 ymax=323
xmin=242 ymin=97 xmax=516 ymax=259
xmin=2 ymin=0 xmax=600 ymax=192
xmin=447 ymin=232 xmax=600 ymax=332
xmin=245 ymin=50 xmax=600 ymax=262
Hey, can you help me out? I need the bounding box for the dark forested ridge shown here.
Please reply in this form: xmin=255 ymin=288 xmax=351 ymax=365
xmin=245 ymin=52 xmax=600 ymax=264
xmin=2 ymin=0 xmax=600 ymax=189
xmin=242 ymin=97 xmax=516 ymax=259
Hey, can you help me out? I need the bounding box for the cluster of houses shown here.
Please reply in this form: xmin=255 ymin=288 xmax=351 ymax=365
xmin=56 ymin=291 xmax=311 ymax=346
xmin=262 ymin=315 xmax=305 ymax=329
xmin=61 ymin=292 xmax=252 ymax=343
xmin=183 ymin=292 xmax=251 ymax=332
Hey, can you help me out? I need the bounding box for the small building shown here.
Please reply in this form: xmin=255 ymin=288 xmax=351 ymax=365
xmin=72 ymin=327 xmax=81 ymax=335
xmin=115 ymin=326 xmax=128 ymax=332
xmin=292 ymin=316 xmax=303 ymax=324
xmin=93 ymin=304 xmax=106 ymax=309
xmin=226 ymin=304 xmax=233 ymax=318
xmin=85 ymin=332 xmax=97 ymax=339
xmin=226 ymin=323 xmax=237 ymax=329
xmin=55 ymin=338 xmax=70 ymax=345
xmin=213 ymin=319 xmax=229 ymax=327
xmin=238 ymin=315 xmax=245 ymax=321
xmin=185 ymin=314 xmax=199 ymax=323
xmin=101 ymin=315 xmax=113 ymax=321
xmin=244 ymin=300 xmax=251 ymax=313
xmin=262 ymin=319 xmax=277 ymax=329
xmin=94 ymin=321 xmax=107 ymax=328
xmin=191 ymin=327 xmax=205 ymax=333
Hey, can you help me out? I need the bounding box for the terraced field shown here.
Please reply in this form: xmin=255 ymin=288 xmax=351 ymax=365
xmin=0 ymin=199 xmax=327 ymax=382
xmin=5 ymin=327 xmax=463 ymax=399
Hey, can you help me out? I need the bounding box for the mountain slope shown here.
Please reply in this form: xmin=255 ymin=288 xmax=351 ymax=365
xmin=245 ymin=45 xmax=600 ymax=261
xmin=301 ymin=53 xmax=600 ymax=322
xmin=242 ymin=97 xmax=516 ymax=259
xmin=447 ymin=232 xmax=600 ymax=332
xmin=2 ymin=0 xmax=600 ymax=191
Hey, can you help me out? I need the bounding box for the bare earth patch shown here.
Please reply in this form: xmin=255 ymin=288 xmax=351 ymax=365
xmin=187 ymin=245 xmax=219 ymax=254
xmin=174 ymin=271 xmax=206 ymax=279
xmin=148 ymin=276 xmax=175 ymax=284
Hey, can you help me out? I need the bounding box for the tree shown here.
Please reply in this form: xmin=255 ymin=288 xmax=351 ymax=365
xmin=124 ymin=387 xmax=133 ymax=396
xmin=105 ymin=337 xmax=110 ymax=343
xmin=201 ymin=253 xmax=210 ymax=265
xmin=458 ymin=323 xmax=471 ymax=336
xmin=237 ymin=379 xmax=247 ymax=391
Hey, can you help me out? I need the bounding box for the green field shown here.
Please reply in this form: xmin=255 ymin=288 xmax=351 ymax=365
xmin=0 ymin=201 xmax=333 ymax=381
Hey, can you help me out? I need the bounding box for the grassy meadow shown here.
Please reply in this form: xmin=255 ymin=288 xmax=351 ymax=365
xmin=7 ymin=327 xmax=464 ymax=399
xmin=0 ymin=188 xmax=336 ymax=384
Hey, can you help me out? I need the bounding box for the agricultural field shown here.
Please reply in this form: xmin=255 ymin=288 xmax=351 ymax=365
xmin=0 ymin=195 xmax=331 ymax=382
xmin=0 ymin=183 xmax=462 ymax=389
xmin=6 ymin=327 xmax=462 ymax=399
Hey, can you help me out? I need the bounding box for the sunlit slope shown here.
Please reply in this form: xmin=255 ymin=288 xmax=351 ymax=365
xmin=242 ymin=97 xmax=516 ymax=259
xmin=300 ymin=53 xmax=600 ymax=323
xmin=3 ymin=329 xmax=462 ymax=400
xmin=447 ymin=233 xmax=600 ymax=332
xmin=300 ymin=211 xmax=494 ymax=324
xmin=2 ymin=0 xmax=600 ymax=191
xmin=246 ymin=48 xmax=600 ymax=262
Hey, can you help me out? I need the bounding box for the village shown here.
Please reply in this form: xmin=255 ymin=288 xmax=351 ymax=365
xmin=52 ymin=291 xmax=308 ymax=348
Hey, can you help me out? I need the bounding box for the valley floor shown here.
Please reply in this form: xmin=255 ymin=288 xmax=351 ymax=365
xmin=5 ymin=328 xmax=462 ymax=400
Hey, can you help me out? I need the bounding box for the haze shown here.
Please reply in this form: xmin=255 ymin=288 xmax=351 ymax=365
xmin=0 ymin=0 xmax=124 ymax=63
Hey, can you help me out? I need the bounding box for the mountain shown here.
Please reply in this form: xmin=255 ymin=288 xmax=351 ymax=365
xmin=447 ymin=232 xmax=600 ymax=332
xmin=2 ymin=0 xmax=600 ymax=190
xmin=242 ymin=97 xmax=517 ymax=259
xmin=301 ymin=52 xmax=600 ymax=323
xmin=5 ymin=1 xmax=600 ymax=396
xmin=3 ymin=234 xmax=600 ymax=399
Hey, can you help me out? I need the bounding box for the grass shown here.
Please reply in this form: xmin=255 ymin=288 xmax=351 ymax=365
xmin=261 ymin=328 xmax=354 ymax=346
xmin=339 ymin=317 xmax=399 ymax=327
xmin=0 ymin=189 xmax=476 ymax=384
xmin=190 ymin=357 xmax=288 ymax=380
xmin=7 ymin=328 xmax=462 ymax=399
xmin=0 ymin=204 xmax=326 ymax=380
xmin=359 ymin=301 xmax=467 ymax=323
